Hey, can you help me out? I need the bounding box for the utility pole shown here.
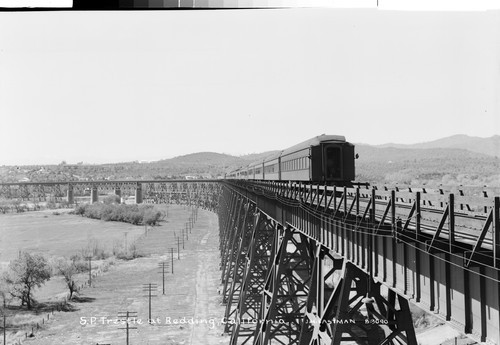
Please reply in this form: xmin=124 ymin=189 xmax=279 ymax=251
xmin=157 ymin=262 xmax=170 ymax=295
xmin=182 ymin=228 xmax=185 ymax=249
xmin=3 ymin=298 xmax=6 ymax=345
xmin=84 ymin=256 xmax=92 ymax=287
xmin=170 ymin=248 xmax=174 ymax=274
xmin=177 ymin=237 xmax=180 ymax=259
xmin=142 ymin=284 xmax=157 ymax=324
xmin=118 ymin=311 xmax=137 ymax=345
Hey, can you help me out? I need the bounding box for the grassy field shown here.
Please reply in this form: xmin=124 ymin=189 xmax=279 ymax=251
xmin=0 ymin=209 xmax=149 ymax=270
xmin=0 ymin=205 xmax=228 ymax=345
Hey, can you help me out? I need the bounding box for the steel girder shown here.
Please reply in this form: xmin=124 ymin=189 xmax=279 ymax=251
xmin=220 ymin=191 xmax=246 ymax=292
xmin=223 ymin=201 xmax=256 ymax=334
xmin=19 ymin=184 xmax=30 ymax=200
xmin=0 ymin=181 xmax=221 ymax=210
xmin=0 ymin=184 xmax=12 ymax=199
xmin=253 ymin=226 xmax=314 ymax=345
xmin=229 ymin=212 xmax=276 ymax=345
xmin=329 ymin=262 xmax=417 ymax=345
xmin=221 ymin=197 xmax=250 ymax=304
xmin=298 ymin=246 xmax=344 ymax=344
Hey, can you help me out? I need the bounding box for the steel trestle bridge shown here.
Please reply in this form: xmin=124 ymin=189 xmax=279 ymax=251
xmin=0 ymin=179 xmax=499 ymax=345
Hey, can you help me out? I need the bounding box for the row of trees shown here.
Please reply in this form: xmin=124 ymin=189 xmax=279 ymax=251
xmin=73 ymin=202 xmax=164 ymax=226
xmin=0 ymin=198 xmax=70 ymax=214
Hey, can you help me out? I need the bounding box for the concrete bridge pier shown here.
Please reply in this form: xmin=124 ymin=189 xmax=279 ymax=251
xmin=135 ymin=183 xmax=142 ymax=204
xmin=90 ymin=186 xmax=98 ymax=204
xmin=114 ymin=188 xmax=121 ymax=203
xmin=66 ymin=184 xmax=74 ymax=204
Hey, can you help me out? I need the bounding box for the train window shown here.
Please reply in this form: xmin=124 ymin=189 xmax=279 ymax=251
xmin=325 ymin=146 xmax=342 ymax=179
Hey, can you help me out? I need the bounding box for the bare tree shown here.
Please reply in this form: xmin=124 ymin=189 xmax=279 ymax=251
xmin=54 ymin=258 xmax=78 ymax=300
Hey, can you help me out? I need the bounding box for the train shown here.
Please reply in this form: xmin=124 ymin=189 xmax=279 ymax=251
xmin=226 ymin=134 xmax=356 ymax=186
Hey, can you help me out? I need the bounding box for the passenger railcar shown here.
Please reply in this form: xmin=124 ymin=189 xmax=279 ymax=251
xmin=227 ymin=134 xmax=356 ymax=185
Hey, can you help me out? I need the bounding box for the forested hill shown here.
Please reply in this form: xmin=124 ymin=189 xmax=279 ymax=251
xmin=376 ymin=134 xmax=500 ymax=157
xmin=355 ymin=145 xmax=499 ymax=186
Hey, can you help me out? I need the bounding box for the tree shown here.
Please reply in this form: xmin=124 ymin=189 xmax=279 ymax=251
xmin=54 ymin=258 xmax=78 ymax=300
xmin=3 ymin=252 xmax=51 ymax=309
xmin=74 ymin=204 xmax=87 ymax=216
xmin=103 ymin=194 xmax=120 ymax=205
xmin=143 ymin=208 xmax=163 ymax=226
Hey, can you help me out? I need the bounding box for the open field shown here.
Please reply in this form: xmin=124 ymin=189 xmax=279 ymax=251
xmin=1 ymin=205 xmax=227 ymax=345
xmin=0 ymin=209 xmax=149 ymax=270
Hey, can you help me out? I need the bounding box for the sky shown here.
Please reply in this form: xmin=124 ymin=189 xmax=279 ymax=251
xmin=0 ymin=5 xmax=499 ymax=165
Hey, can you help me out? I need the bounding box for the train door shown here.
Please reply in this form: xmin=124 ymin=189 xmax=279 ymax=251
xmin=324 ymin=144 xmax=342 ymax=181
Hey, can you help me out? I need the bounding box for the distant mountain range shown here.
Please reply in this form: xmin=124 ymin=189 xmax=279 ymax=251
xmin=353 ymin=135 xmax=499 ymax=187
xmin=0 ymin=134 xmax=498 ymax=186
xmin=375 ymin=134 xmax=500 ymax=157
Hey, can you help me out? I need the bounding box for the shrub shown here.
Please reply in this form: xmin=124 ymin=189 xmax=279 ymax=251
xmin=72 ymin=203 xmax=165 ymax=226
xmin=103 ymin=194 xmax=121 ymax=205
xmin=74 ymin=204 xmax=87 ymax=216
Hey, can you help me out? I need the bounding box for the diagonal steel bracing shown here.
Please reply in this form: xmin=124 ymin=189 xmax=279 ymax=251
xmin=224 ymin=201 xmax=257 ymax=333
xmin=253 ymin=226 xmax=314 ymax=345
xmin=229 ymin=212 xmax=276 ymax=345
xmin=221 ymin=200 xmax=247 ymax=300
xmin=220 ymin=191 xmax=245 ymax=281
xmin=330 ymin=262 xmax=417 ymax=345
xmin=298 ymin=246 xmax=344 ymax=344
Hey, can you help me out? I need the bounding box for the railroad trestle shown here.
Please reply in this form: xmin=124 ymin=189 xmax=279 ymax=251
xmin=219 ymin=181 xmax=500 ymax=345
xmin=1 ymin=179 xmax=499 ymax=344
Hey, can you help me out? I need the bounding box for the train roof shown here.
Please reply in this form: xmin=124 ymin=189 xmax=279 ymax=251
xmin=227 ymin=134 xmax=347 ymax=174
xmin=280 ymin=134 xmax=346 ymax=156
